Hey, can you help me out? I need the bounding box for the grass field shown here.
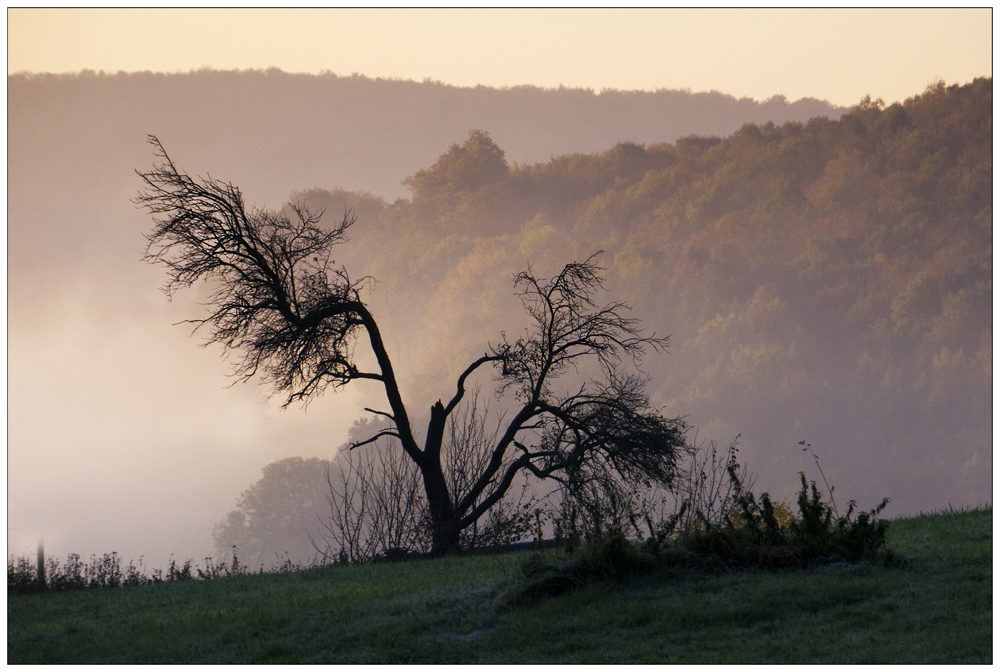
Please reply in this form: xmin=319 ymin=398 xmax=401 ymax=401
xmin=7 ymin=506 xmax=991 ymax=664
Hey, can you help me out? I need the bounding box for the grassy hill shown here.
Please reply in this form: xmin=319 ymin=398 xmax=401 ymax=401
xmin=7 ymin=506 xmax=991 ymax=664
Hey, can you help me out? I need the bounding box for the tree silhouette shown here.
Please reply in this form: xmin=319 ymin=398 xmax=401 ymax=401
xmin=213 ymin=457 xmax=331 ymax=568
xmin=136 ymin=135 xmax=689 ymax=556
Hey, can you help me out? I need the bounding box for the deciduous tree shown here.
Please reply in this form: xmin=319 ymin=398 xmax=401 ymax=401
xmin=136 ymin=136 xmax=689 ymax=556
xmin=213 ymin=457 xmax=331 ymax=568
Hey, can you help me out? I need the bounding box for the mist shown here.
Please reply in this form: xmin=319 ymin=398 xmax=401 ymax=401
xmin=7 ymin=70 xmax=989 ymax=568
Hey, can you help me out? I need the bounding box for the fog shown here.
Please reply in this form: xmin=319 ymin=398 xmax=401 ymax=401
xmin=7 ymin=71 xmax=989 ymax=568
xmin=8 ymin=249 xmax=366 ymax=564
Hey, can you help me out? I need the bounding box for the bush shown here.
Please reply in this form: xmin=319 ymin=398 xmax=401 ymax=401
xmin=503 ymin=443 xmax=896 ymax=604
xmin=675 ymin=473 xmax=895 ymax=569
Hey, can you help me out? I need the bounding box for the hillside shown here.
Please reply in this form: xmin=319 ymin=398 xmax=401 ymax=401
xmin=298 ymin=78 xmax=992 ymax=516
xmin=8 ymin=68 xmax=844 ymax=203
xmin=7 ymin=507 xmax=992 ymax=664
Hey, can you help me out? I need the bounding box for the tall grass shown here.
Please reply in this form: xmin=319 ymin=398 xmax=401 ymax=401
xmin=7 ymin=548 xmax=329 ymax=595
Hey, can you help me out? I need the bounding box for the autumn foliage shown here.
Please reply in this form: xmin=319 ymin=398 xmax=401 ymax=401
xmin=308 ymin=78 xmax=990 ymax=512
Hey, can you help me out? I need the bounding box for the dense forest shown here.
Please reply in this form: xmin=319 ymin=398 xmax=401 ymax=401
xmin=289 ymin=78 xmax=991 ymax=527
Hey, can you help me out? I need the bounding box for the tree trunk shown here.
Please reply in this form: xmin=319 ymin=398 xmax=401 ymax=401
xmin=425 ymin=478 xmax=463 ymax=556
xmin=428 ymin=509 xmax=462 ymax=558
xmin=418 ymin=400 xmax=462 ymax=557
xmin=419 ymin=456 xmax=462 ymax=557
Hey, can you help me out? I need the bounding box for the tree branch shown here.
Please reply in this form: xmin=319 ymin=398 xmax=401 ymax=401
xmin=349 ymin=430 xmax=402 ymax=451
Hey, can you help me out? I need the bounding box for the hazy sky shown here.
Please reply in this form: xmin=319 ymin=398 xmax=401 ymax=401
xmin=8 ymin=8 xmax=992 ymax=107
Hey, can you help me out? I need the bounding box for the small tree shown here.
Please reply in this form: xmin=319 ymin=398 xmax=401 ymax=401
xmin=136 ymin=136 xmax=690 ymax=557
xmin=319 ymin=438 xmax=429 ymax=563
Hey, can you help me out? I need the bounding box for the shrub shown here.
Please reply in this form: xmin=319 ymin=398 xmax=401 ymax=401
xmin=503 ymin=442 xmax=896 ymax=604
xmin=679 ymin=472 xmax=896 ymax=569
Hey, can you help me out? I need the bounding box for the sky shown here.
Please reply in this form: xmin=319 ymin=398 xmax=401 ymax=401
xmin=7 ymin=7 xmax=993 ymax=107
xmin=5 ymin=7 xmax=994 ymax=568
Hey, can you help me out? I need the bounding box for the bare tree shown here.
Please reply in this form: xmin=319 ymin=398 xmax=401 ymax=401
xmin=441 ymin=391 xmax=537 ymax=550
xmin=136 ymin=136 xmax=691 ymax=557
xmin=315 ymin=391 xmax=537 ymax=563
xmin=316 ymin=438 xmax=430 ymax=563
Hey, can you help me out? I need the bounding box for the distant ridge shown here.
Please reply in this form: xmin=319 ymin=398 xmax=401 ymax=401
xmin=9 ymin=68 xmax=848 ymax=202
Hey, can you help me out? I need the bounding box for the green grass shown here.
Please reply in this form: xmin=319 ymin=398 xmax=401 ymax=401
xmin=8 ymin=506 xmax=991 ymax=663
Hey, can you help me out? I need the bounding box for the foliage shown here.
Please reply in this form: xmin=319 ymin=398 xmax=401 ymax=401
xmin=502 ymin=442 xmax=897 ymax=605
xmin=640 ymin=441 xmax=896 ymax=570
xmin=660 ymin=435 xmax=757 ymax=535
xmin=404 ymin=130 xmax=509 ymax=208
xmin=6 ymin=551 xmax=167 ymax=594
xmin=330 ymin=78 xmax=991 ymax=513
xmin=538 ymin=434 xmax=759 ymax=554
xmin=672 ymin=472 xmax=894 ymax=570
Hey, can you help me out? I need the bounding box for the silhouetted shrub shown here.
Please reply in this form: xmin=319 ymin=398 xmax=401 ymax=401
xmin=503 ymin=445 xmax=896 ymax=604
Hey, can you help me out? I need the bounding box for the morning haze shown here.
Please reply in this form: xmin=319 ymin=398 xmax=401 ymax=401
xmin=7 ymin=10 xmax=992 ymax=570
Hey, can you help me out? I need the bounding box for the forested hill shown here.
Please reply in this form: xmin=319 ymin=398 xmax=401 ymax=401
xmin=303 ymin=77 xmax=992 ymax=514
